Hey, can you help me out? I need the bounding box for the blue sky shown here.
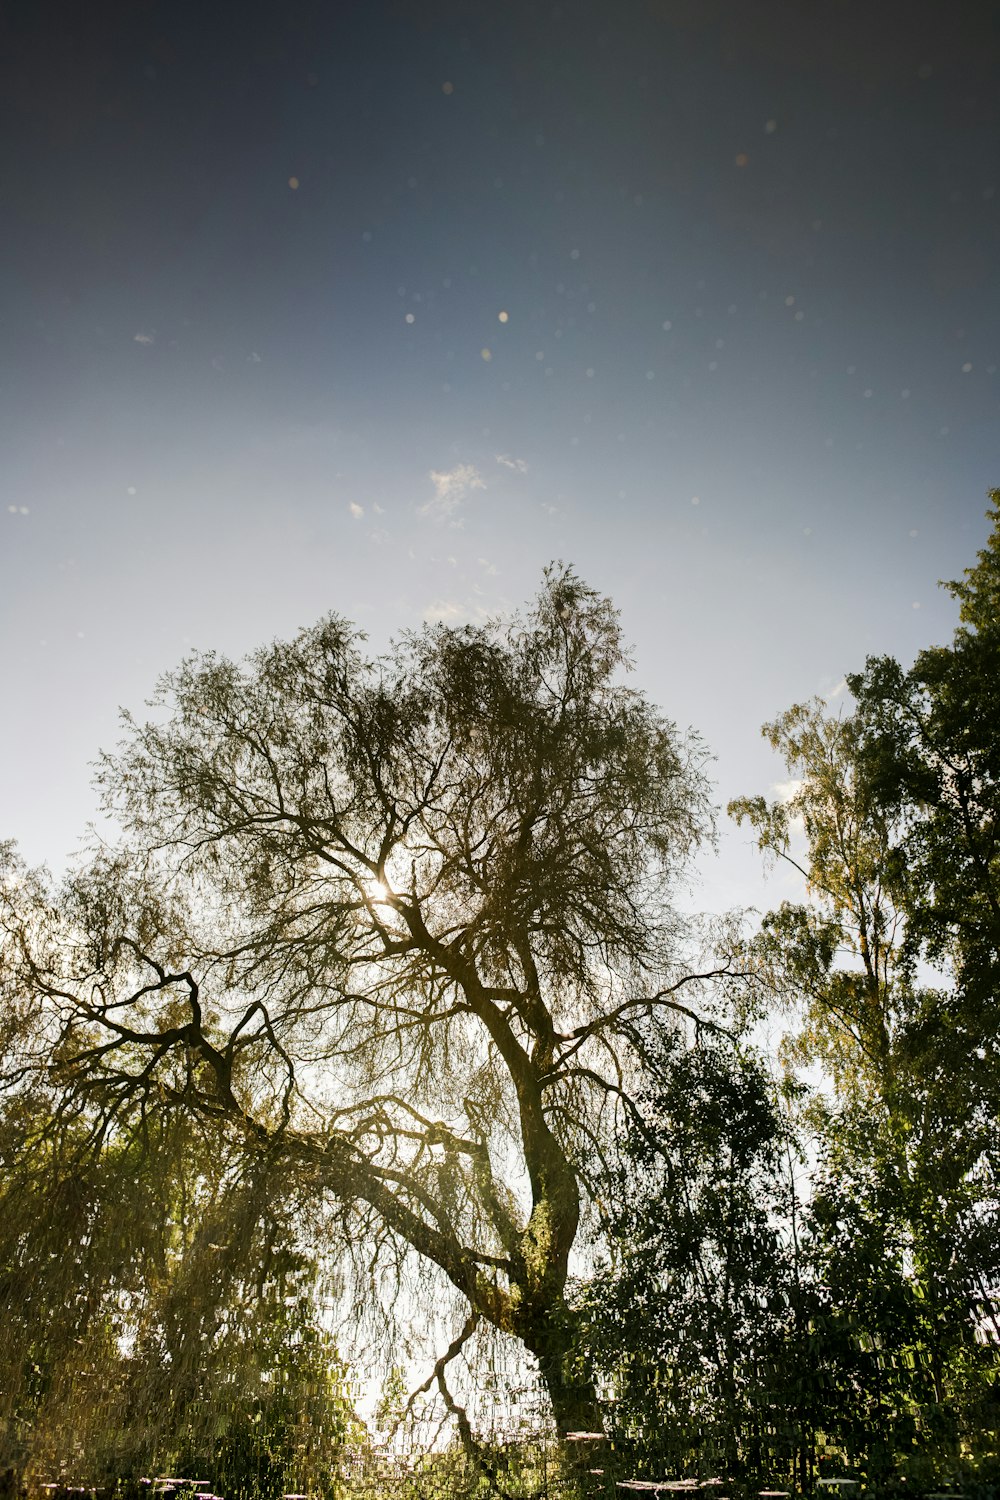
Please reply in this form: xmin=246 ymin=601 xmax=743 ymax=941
xmin=2 ymin=0 xmax=998 ymax=916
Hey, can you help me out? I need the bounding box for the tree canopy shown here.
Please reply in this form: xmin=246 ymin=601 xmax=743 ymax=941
xmin=1 ymin=565 xmax=722 ymax=1440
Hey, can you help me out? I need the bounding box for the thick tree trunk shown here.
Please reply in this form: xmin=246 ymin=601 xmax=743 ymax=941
xmin=521 ymin=1303 xmax=604 ymax=1437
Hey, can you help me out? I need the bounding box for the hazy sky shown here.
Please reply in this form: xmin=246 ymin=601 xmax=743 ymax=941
xmin=2 ymin=0 xmax=998 ymax=914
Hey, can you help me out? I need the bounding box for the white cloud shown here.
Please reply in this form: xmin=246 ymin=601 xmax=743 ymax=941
xmin=420 ymin=463 xmax=486 ymax=520
xmin=826 ymin=678 xmax=848 ymax=700
xmin=495 ymin=454 xmax=528 ymax=473
xmin=349 ymin=502 xmax=364 ymax=519
xmin=422 ymin=599 xmax=466 ymax=623
xmin=772 ymin=778 xmax=804 ymax=805
xmin=133 ymin=332 xmax=155 ymax=345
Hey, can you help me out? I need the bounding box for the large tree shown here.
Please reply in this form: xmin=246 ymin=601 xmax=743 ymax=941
xmin=846 ymin=490 xmax=1000 ymax=1102
xmin=1 ymin=567 xmax=721 ymax=1435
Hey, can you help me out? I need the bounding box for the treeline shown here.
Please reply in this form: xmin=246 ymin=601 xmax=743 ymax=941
xmin=1 ymin=496 xmax=999 ymax=1497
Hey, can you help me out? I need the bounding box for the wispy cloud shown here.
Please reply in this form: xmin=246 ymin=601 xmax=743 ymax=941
xmin=495 ymin=454 xmax=528 ymax=473
xmin=420 ymin=463 xmax=486 ymax=520
xmin=772 ymin=778 xmax=804 ymax=805
xmin=349 ymin=502 xmax=364 ymax=519
xmin=423 ymin=599 xmax=466 ymax=623
xmin=133 ymin=332 xmax=155 ymax=345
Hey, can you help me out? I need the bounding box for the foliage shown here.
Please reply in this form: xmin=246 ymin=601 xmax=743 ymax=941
xmin=0 ymin=1066 xmax=359 ymax=1489
xmin=582 ymin=1025 xmax=801 ymax=1478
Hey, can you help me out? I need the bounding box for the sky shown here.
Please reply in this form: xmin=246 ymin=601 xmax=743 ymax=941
xmin=2 ymin=0 xmax=999 ymax=918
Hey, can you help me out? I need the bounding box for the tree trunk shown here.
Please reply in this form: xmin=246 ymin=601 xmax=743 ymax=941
xmin=522 ymin=1304 xmax=604 ymax=1437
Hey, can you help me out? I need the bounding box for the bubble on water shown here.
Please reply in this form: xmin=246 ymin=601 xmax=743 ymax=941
xmin=288 ymin=177 xmax=299 ymax=190
xmin=405 ymin=313 xmax=415 ymax=324
xmin=481 ymin=348 xmax=492 ymax=361
xmin=498 ymin=310 xmax=509 ymax=323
